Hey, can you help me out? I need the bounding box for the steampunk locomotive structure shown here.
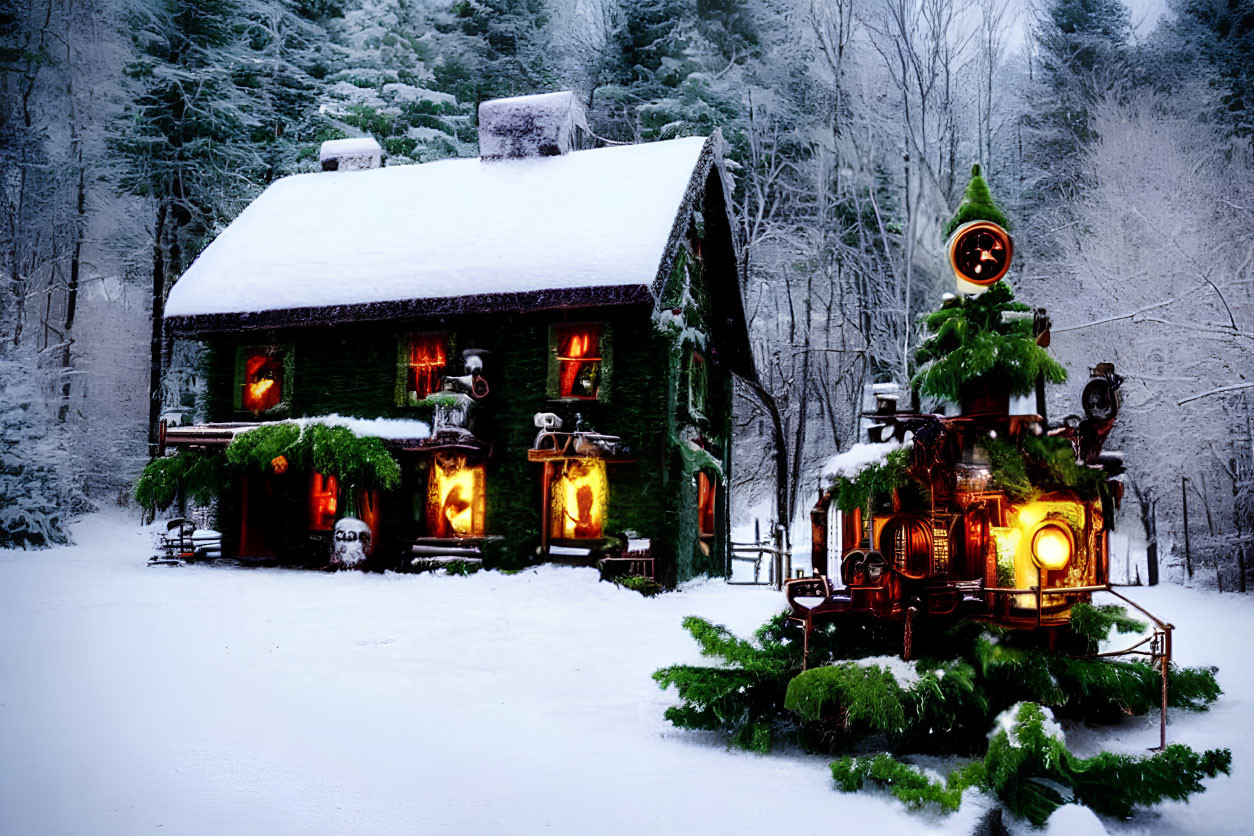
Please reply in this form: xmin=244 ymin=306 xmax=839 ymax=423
xmin=786 ymin=173 xmax=1170 ymax=694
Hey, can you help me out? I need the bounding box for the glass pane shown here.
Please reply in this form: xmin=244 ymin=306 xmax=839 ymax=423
xmin=549 ymin=459 xmax=607 ymax=539
xmin=242 ymin=349 xmax=283 ymax=412
xmin=407 ymin=334 xmax=447 ymax=401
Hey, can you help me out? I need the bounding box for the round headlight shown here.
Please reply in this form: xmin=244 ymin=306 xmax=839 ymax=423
xmin=1031 ymin=524 xmax=1073 ymax=571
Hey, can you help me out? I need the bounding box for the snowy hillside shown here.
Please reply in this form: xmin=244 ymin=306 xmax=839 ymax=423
xmin=0 ymin=513 xmax=1247 ymax=835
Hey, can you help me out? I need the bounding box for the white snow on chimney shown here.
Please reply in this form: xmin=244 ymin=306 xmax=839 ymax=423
xmin=320 ymin=137 xmax=384 ymax=172
xmin=478 ymin=91 xmax=591 ymax=161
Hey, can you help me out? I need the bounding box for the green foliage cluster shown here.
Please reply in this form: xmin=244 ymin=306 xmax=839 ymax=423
xmin=985 ymin=703 xmax=1230 ymax=824
xmin=654 ymin=607 xmax=1222 ymax=757
xmin=944 ymin=164 xmax=1012 ymax=237
xmin=226 ymin=422 xmax=401 ymax=491
xmin=134 ymin=449 xmax=230 ymax=511
xmin=784 ymin=663 xmax=908 ymax=733
xmin=831 ymin=754 xmax=983 ymax=813
xmin=912 ymin=282 xmax=1067 ymax=403
xmin=135 ymin=422 xmax=401 ymax=513
xmin=831 ymin=703 xmax=1230 ymax=824
xmin=977 ymin=432 xmax=1115 ymax=509
xmin=1068 ymin=602 xmax=1145 ymax=647
xmin=613 ymin=575 xmax=664 ymax=597
xmin=833 ymin=448 xmax=912 ymax=513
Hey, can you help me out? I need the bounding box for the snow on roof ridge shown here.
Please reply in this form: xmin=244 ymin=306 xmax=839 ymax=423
xmin=292 ymin=414 xmax=431 ymax=440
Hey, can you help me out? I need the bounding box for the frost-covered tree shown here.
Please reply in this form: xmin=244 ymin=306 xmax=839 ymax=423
xmin=322 ymin=0 xmax=476 ymax=162
xmin=0 ymin=354 xmax=75 ymax=547
xmin=116 ymin=0 xmax=276 ymax=453
xmin=1022 ymin=0 xmax=1131 ymax=200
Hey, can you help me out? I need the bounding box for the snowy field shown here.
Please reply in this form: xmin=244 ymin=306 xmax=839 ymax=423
xmin=1 ymin=513 xmax=1248 ymax=835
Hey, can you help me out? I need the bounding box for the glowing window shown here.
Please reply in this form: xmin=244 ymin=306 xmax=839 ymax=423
xmin=427 ymin=454 xmax=486 ymax=538
xmin=555 ymin=324 xmax=602 ymax=400
xmin=403 ymin=334 xmax=447 ymax=404
xmin=549 ymin=459 xmax=607 ymax=540
xmin=698 ymin=472 xmax=716 ymax=537
xmin=237 ymin=346 xmax=285 ymax=413
xmin=309 ymin=472 xmax=338 ymax=531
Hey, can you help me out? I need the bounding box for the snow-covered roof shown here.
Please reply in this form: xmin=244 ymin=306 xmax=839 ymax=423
xmin=165 ymin=135 xmax=716 ymax=326
xmin=819 ymin=440 xmax=905 ymax=490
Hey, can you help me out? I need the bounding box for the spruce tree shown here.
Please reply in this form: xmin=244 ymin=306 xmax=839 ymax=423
xmin=116 ymin=0 xmax=267 ymax=455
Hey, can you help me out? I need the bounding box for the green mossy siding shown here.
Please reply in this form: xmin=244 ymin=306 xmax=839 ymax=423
xmin=196 ymin=301 xmax=730 ymax=583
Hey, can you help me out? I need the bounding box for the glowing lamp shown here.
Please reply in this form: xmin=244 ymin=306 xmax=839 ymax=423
xmin=947 ymin=220 xmax=1013 ymax=294
xmin=271 ymin=455 xmax=288 ymax=475
xmin=1031 ymin=524 xmax=1073 ymax=571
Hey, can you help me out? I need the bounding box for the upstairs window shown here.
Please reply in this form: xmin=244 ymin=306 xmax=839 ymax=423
xmin=553 ymin=323 xmax=603 ymax=400
xmin=235 ymin=345 xmax=288 ymax=414
xmin=399 ymin=333 xmax=448 ymax=405
xmin=689 ymin=352 xmax=708 ymax=417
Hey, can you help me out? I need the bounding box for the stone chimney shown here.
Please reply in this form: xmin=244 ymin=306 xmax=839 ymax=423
xmin=320 ymin=137 xmax=384 ymax=172
xmin=478 ymin=91 xmax=592 ymax=160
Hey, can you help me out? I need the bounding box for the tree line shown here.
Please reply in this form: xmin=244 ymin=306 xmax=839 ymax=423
xmin=1 ymin=0 xmax=1250 ymax=589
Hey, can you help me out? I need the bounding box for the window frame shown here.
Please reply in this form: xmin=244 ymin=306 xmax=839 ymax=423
xmin=547 ymin=321 xmax=611 ymax=402
xmin=234 ymin=344 xmax=293 ymax=416
xmin=395 ymin=331 xmax=451 ymax=407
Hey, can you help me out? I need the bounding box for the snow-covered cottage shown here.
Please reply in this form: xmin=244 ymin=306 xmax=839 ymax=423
xmin=159 ymin=91 xmax=755 ymax=584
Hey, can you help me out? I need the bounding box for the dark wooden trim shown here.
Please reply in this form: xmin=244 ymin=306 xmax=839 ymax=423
xmin=166 ymin=284 xmax=655 ymax=337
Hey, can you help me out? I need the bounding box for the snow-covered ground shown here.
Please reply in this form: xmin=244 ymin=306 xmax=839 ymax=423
xmin=0 ymin=513 xmax=1247 ymax=835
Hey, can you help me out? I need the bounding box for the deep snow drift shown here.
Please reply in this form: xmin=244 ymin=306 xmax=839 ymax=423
xmin=0 ymin=513 xmax=1246 ymax=835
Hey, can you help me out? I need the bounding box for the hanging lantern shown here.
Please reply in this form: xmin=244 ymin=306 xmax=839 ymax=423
xmin=270 ymin=455 xmax=288 ymax=475
xmin=947 ymin=220 xmax=1013 ymax=294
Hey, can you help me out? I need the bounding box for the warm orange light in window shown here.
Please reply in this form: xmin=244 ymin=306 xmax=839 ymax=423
xmin=309 ymin=472 xmax=338 ymax=531
xmin=428 ymin=455 xmax=485 ymax=538
xmin=408 ymin=335 xmax=447 ymax=401
xmin=242 ymin=351 xmax=283 ymax=412
xmin=698 ymin=472 xmax=716 ymax=537
xmin=550 ymin=459 xmax=607 ymax=539
xmin=556 ymin=325 xmax=602 ymax=399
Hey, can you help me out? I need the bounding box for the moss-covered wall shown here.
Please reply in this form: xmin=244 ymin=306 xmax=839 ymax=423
xmin=196 ymin=304 xmax=736 ymax=579
xmin=192 ymin=228 xmax=739 ymax=583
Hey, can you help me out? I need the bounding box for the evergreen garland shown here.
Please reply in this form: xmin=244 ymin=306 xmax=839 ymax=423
xmin=136 ymin=422 xmax=401 ymax=513
xmin=833 ymin=448 xmax=912 ymax=513
xmin=134 ymin=448 xmax=230 ymax=511
xmin=912 ymin=282 xmax=1067 ymax=403
xmin=944 ymin=164 xmax=1012 ymax=237
xmin=225 ymin=422 xmax=401 ymax=491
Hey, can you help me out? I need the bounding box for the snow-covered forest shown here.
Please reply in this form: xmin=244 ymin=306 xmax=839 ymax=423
xmin=2 ymin=0 xmax=1251 ymax=587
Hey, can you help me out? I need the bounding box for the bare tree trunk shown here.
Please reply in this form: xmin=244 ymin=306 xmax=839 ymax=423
xmin=148 ymin=202 xmax=169 ymax=457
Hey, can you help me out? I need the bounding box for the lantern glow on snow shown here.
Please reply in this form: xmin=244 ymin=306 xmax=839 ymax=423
xmin=947 ymin=220 xmax=1013 ymax=294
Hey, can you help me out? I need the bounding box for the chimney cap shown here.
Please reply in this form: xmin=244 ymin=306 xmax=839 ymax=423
xmin=320 ymin=137 xmax=384 ymax=171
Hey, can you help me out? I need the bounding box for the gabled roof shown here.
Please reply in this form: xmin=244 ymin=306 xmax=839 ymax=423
xmin=166 ymin=136 xmax=716 ymax=328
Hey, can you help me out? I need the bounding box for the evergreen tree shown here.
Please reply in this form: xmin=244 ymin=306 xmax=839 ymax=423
xmin=0 ymin=355 xmax=75 ymax=548
xmin=116 ymin=0 xmax=268 ymax=454
xmin=1025 ymin=0 xmax=1132 ymax=198
xmin=591 ymin=0 xmax=758 ymax=142
xmin=322 ymin=0 xmax=476 ymax=162
xmin=1166 ymin=0 xmax=1254 ymax=144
